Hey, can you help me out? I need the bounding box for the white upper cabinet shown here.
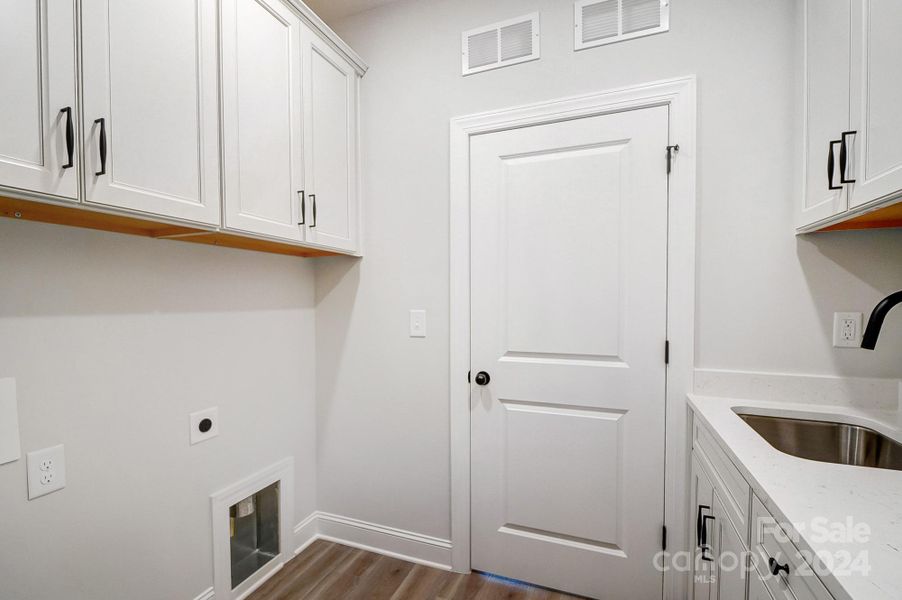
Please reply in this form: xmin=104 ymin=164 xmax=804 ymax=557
xmin=802 ymin=0 xmax=850 ymax=227
xmin=221 ymin=0 xmax=305 ymax=242
xmin=848 ymin=1 xmax=902 ymax=209
xmin=0 ymin=0 xmax=364 ymax=255
xmin=801 ymin=0 xmax=902 ymax=229
xmin=80 ymin=0 xmax=221 ymax=225
xmin=0 ymin=1 xmax=78 ymax=200
xmin=302 ymin=28 xmax=359 ymax=253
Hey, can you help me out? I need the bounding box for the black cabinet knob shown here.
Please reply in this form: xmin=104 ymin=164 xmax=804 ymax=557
xmin=768 ymin=557 xmax=789 ymax=576
xmin=474 ymin=371 xmax=491 ymax=386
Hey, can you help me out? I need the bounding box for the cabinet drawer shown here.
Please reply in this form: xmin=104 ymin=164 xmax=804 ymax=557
xmin=694 ymin=420 xmax=750 ymax=532
xmin=751 ymin=495 xmax=834 ymax=600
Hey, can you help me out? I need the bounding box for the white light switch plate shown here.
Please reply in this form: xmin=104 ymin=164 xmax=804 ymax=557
xmin=0 ymin=378 xmax=20 ymax=465
xmin=27 ymin=444 xmax=66 ymax=499
xmin=190 ymin=407 xmax=219 ymax=445
xmin=409 ymin=310 xmax=427 ymax=338
xmin=833 ymin=312 xmax=863 ymax=348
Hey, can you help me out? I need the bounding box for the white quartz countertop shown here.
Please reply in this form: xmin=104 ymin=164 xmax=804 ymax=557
xmin=688 ymin=394 xmax=902 ymax=600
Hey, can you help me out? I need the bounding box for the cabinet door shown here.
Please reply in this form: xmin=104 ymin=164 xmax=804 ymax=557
xmin=221 ymin=0 xmax=304 ymax=241
xmin=801 ymin=0 xmax=851 ymax=227
xmin=712 ymin=492 xmax=748 ymax=600
xmin=689 ymin=456 xmax=716 ymax=600
xmin=0 ymin=0 xmax=78 ymax=200
xmin=302 ymin=27 xmax=359 ymax=252
xmin=748 ymin=570 xmax=776 ymax=600
xmin=848 ymin=1 xmax=902 ymax=208
xmin=80 ymin=0 xmax=220 ymax=225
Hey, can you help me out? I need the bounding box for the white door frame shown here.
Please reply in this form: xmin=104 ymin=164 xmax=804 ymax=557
xmin=449 ymin=76 xmax=696 ymax=599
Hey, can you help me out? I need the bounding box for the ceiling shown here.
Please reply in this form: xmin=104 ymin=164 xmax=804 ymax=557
xmin=305 ymin=0 xmax=403 ymax=23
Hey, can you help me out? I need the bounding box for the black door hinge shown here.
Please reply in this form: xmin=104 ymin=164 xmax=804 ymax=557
xmin=664 ymin=340 xmax=670 ymax=365
xmin=662 ymin=525 xmax=667 ymax=551
xmin=666 ymin=144 xmax=680 ymax=174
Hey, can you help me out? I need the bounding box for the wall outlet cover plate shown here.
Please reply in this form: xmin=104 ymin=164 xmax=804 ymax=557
xmin=833 ymin=312 xmax=863 ymax=348
xmin=26 ymin=444 xmax=66 ymax=499
xmin=190 ymin=407 xmax=219 ymax=445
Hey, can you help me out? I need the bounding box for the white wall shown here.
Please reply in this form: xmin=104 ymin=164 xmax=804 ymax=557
xmin=0 ymin=219 xmax=317 ymax=600
xmin=315 ymin=0 xmax=902 ymax=546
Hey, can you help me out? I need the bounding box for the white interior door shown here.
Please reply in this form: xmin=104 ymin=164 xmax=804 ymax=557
xmin=302 ymin=28 xmax=358 ymax=252
xmin=0 ymin=0 xmax=78 ymax=200
xmin=848 ymin=0 xmax=902 ymax=209
xmin=470 ymin=105 xmax=669 ymax=600
xmin=80 ymin=0 xmax=220 ymax=225
xmin=221 ymin=0 xmax=305 ymax=241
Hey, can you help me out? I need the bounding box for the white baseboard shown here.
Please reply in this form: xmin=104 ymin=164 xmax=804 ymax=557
xmin=294 ymin=511 xmax=320 ymax=555
xmin=192 ymin=587 xmax=214 ymax=600
xmin=194 ymin=511 xmax=452 ymax=598
xmin=294 ymin=511 xmax=453 ymax=571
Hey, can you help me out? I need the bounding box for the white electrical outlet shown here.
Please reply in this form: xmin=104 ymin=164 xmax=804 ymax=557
xmin=26 ymin=444 xmax=66 ymax=499
xmin=833 ymin=312 xmax=863 ymax=348
xmin=190 ymin=407 xmax=219 ymax=445
xmin=409 ymin=310 xmax=427 ymax=338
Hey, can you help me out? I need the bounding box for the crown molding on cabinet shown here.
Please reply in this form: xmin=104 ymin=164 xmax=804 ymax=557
xmin=289 ymin=0 xmax=369 ymax=76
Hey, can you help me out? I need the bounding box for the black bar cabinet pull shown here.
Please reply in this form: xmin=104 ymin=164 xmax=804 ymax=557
xmin=94 ymin=118 xmax=107 ymax=176
xmin=827 ymin=140 xmax=842 ymax=190
xmin=298 ymin=190 xmax=306 ymax=225
xmin=768 ymin=557 xmax=790 ymax=576
xmin=696 ymin=504 xmax=710 ymax=545
xmin=700 ymin=514 xmax=715 ymax=561
xmin=310 ymin=194 xmax=317 ymax=228
xmin=60 ymin=107 xmax=74 ymax=169
xmin=840 ymin=130 xmax=857 ymax=184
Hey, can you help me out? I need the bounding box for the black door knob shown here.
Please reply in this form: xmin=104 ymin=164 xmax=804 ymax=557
xmin=474 ymin=371 xmax=491 ymax=386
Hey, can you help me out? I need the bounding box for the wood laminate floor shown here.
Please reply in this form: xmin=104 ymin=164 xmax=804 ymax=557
xmin=247 ymin=540 xmax=584 ymax=600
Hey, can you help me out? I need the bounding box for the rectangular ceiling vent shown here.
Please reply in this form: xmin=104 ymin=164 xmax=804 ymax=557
xmin=462 ymin=13 xmax=540 ymax=76
xmin=575 ymin=0 xmax=669 ymax=51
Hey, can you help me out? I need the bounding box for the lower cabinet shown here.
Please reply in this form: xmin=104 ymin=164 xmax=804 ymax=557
xmin=689 ymin=413 xmax=835 ymax=600
xmin=712 ymin=492 xmax=748 ymax=600
xmin=689 ymin=453 xmax=748 ymax=600
xmin=748 ymin=571 xmax=776 ymax=600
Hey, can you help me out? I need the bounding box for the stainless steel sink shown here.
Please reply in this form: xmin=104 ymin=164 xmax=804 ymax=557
xmin=737 ymin=413 xmax=902 ymax=471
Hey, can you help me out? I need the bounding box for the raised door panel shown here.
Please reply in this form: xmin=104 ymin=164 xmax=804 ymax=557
xmin=221 ymin=0 xmax=304 ymax=241
xmin=80 ymin=0 xmax=220 ymax=225
xmin=801 ymin=0 xmax=850 ymax=227
xmin=0 ymin=0 xmax=77 ymax=200
xmin=303 ymin=30 xmax=358 ymax=252
xmin=849 ymin=0 xmax=902 ymax=208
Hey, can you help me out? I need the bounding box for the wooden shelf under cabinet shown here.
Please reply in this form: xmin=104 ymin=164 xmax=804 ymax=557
xmin=0 ymin=195 xmax=338 ymax=258
xmin=818 ymin=200 xmax=902 ymax=232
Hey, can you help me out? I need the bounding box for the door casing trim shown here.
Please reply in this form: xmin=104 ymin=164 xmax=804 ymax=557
xmin=449 ymin=76 xmax=697 ymax=599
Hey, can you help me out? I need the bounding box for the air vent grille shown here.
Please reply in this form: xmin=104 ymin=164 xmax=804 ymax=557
xmin=575 ymin=0 xmax=669 ymax=51
xmin=462 ymin=13 xmax=540 ymax=76
xmin=582 ymin=1 xmax=619 ymax=43
xmin=468 ymin=30 xmax=499 ymax=69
